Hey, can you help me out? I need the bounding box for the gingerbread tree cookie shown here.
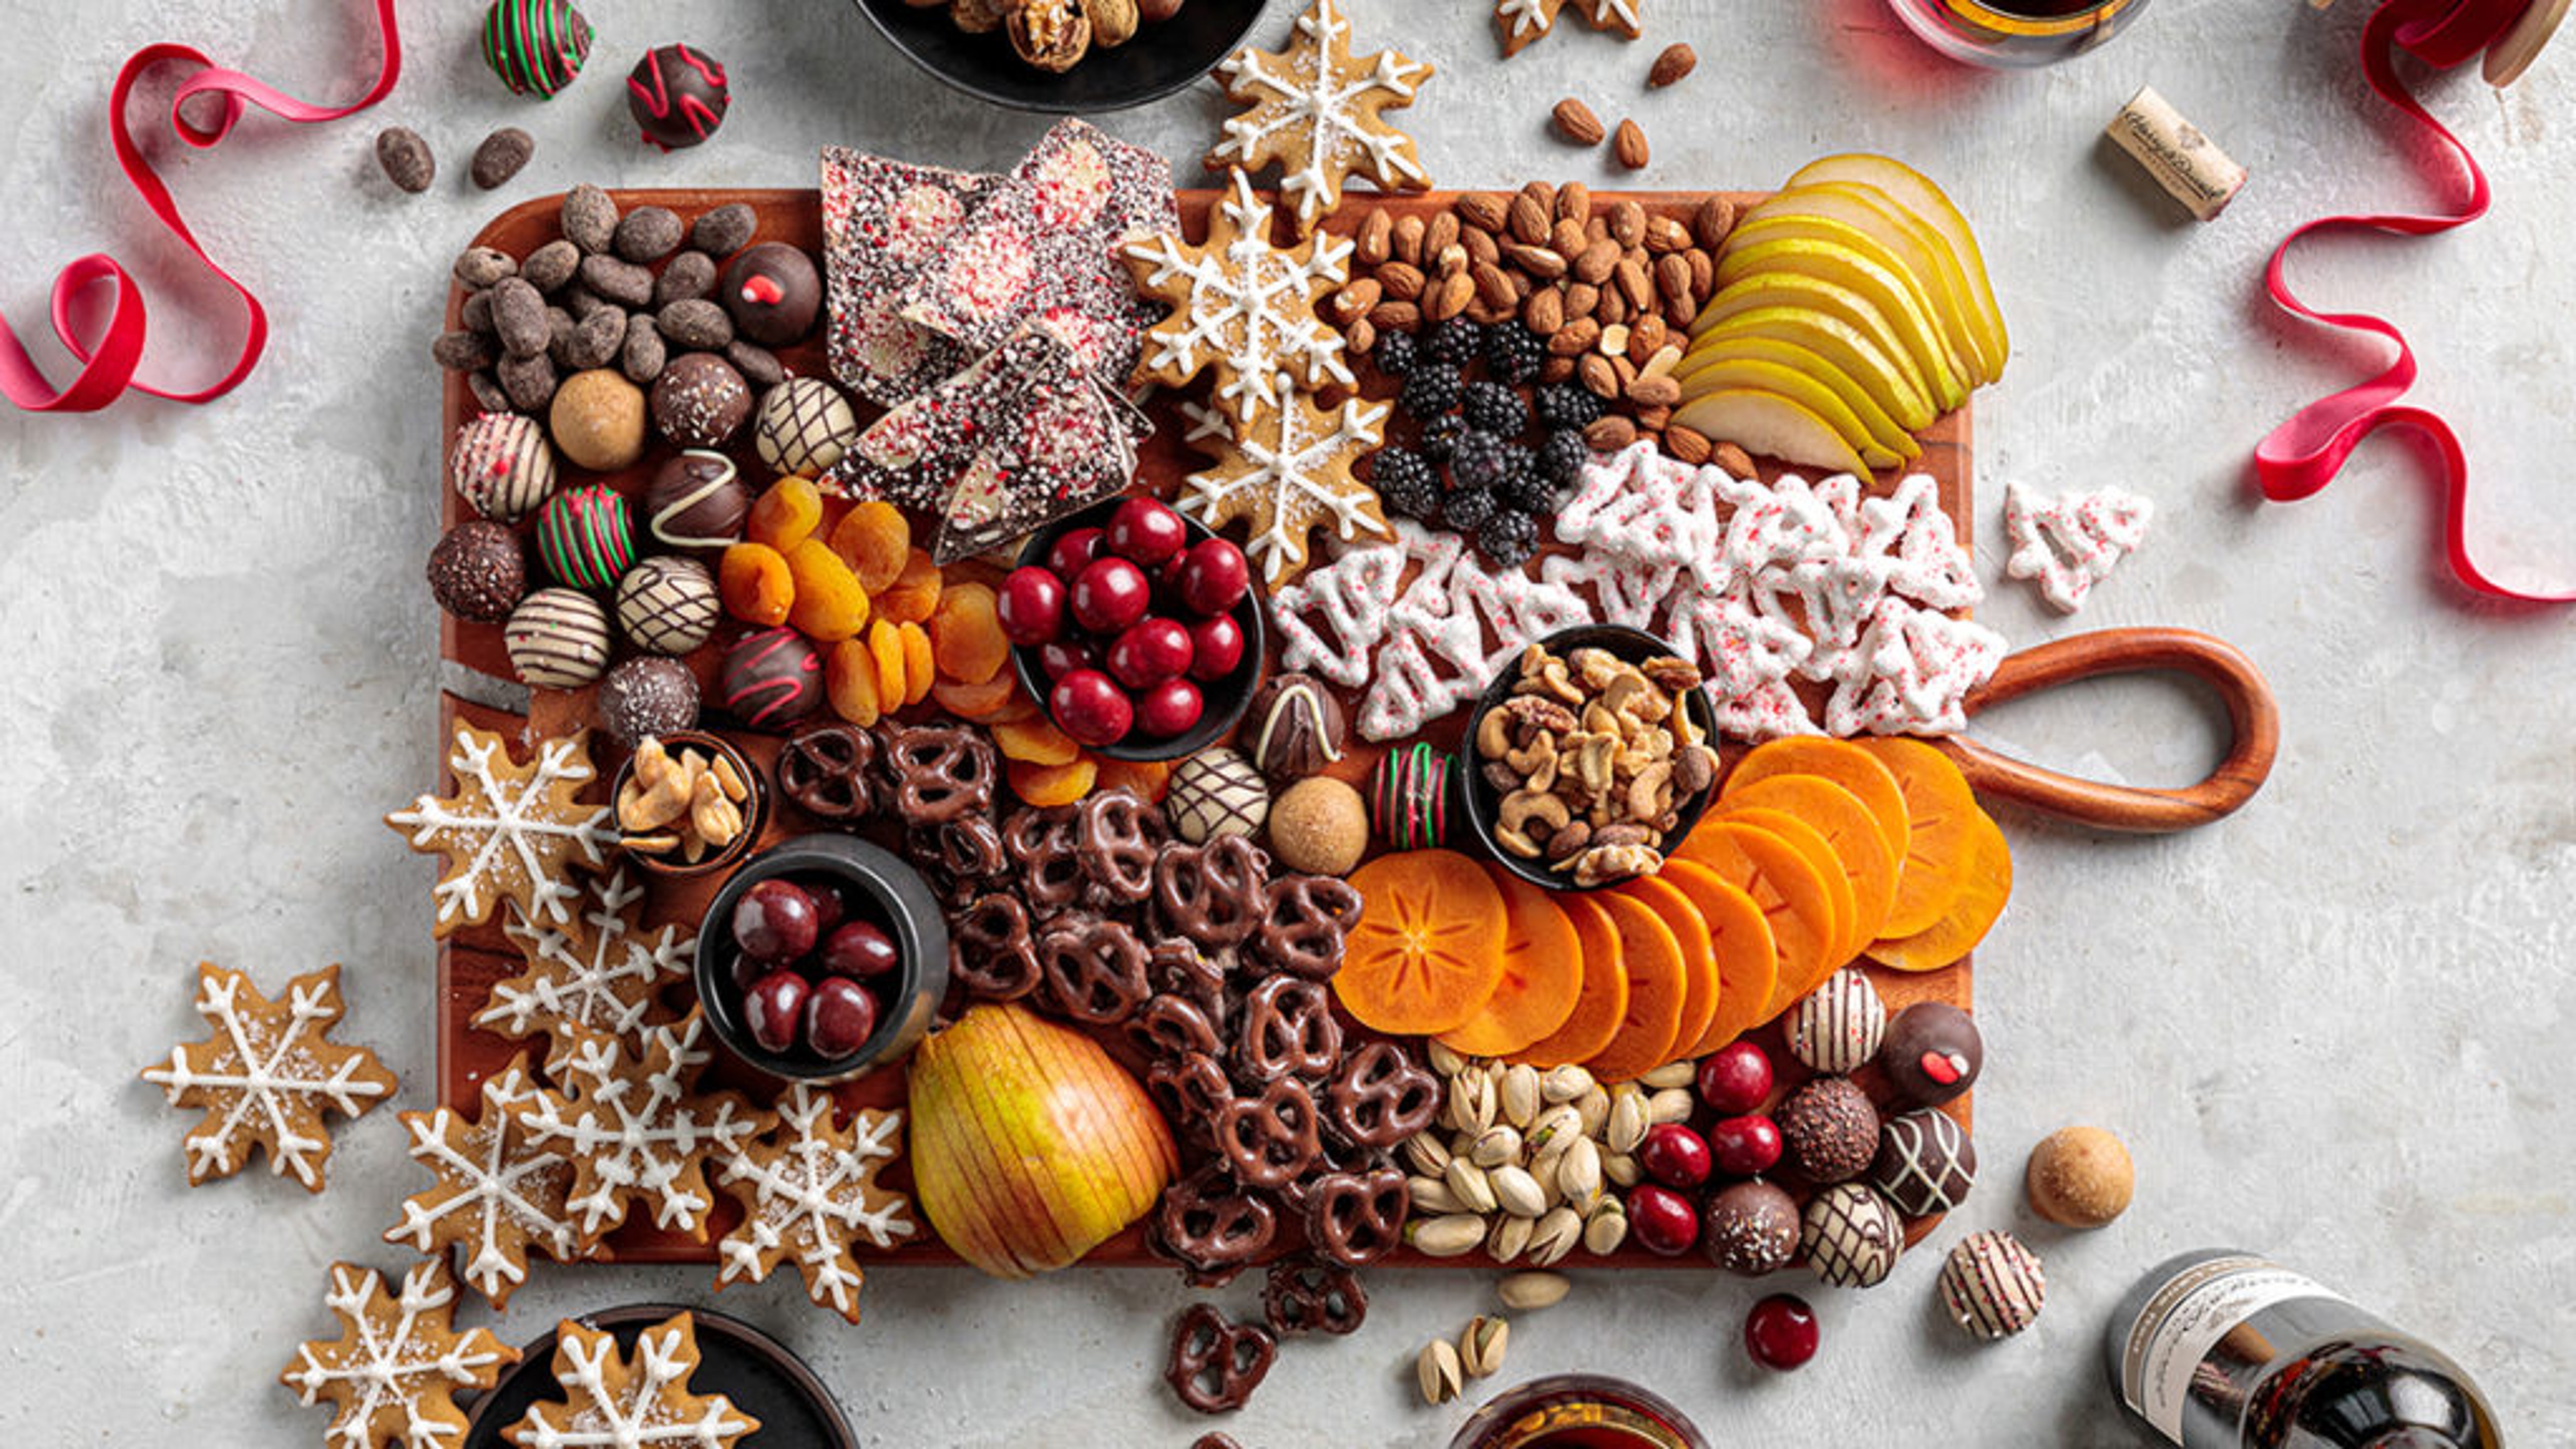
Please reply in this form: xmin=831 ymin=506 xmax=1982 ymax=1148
xmin=476 ymin=867 xmax=692 ymax=1073
xmin=1126 ymin=170 xmax=1356 ymax=429
xmin=140 ymin=961 xmax=396 ymax=1192
xmin=520 ymin=1011 xmax=765 ymax=1245
xmin=715 ymin=1085 xmax=916 ymax=1324
xmin=280 ymin=1258 xmax=517 ymax=1449
xmin=1178 ymin=384 xmax=1392 ymax=588
xmin=1208 ymin=0 xmax=1433 ymax=236
xmin=506 ymin=1312 xmax=758 ymax=1449
xmin=386 ymin=1055 xmax=584 ymax=1310
xmin=386 ymin=725 xmax=615 ymax=938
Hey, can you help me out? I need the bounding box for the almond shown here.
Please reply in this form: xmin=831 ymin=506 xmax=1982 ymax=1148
xmin=1640 ymin=343 xmax=1684 ymax=380
xmin=1628 ymin=313 xmax=1667 ymax=364
xmin=1368 ymin=300 xmax=1421 ymax=333
xmin=1665 ymin=294 xmax=1699 ymax=333
xmin=1664 ymin=424 xmax=1714 ymax=465
xmin=1375 ymin=260 xmax=1426 ymax=302
xmin=1557 ymin=181 xmax=1592 ymax=224
xmin=1572 ymin=238 xmax=1621 ymax=286
xmin=1550 ymin=217 xmax=1590 ymax=260
xmin=1551 ymin=97 xmax=1607 ymax=148
xmin=1633 ymin=402 xmax=1673 ymax=433
xmin=1647 ymin=43 xmax=1697 ymax=88
xmin=1467 ymin=294 xmax=1513 ymax=326
xmin=1586 ymin=215 xmax=1612 ymax=246
xmin=1693 ymin=195 xmax=1735 ymax=250
xmin=1585 ymin=415 xmax=1639 ymax=450
xmin=1346 ymin=317 xmax=1377 ymax=356
xmin=1549 ymin=317 xmax=1603 ymax=356
xmin=1393 ymin=214 xmax=1426 ymax=268
xmin=1357 ymin=208 xmax=1394 ymax=266
xmin=1436 ymin=243 xmax=1471 ymax=278
xmin=1503 ymin=240 xmax=1567 ymax=280
xmin=1597 ymin=287 xmax=1628 ymax=327
xmin=1457 ymin=191 xmax=1509 ymax=234
xmin=1426 ymin=269 xmax=1476 ymax=322
xmin=1656 ymin=254 xmax=1695 ymax=309
xmin=1329 ymin=277 xmax=1383 ymax=326
xmin=1465 ymin=227 xmax=1501 ymax=268
xmin=1685 ymin=248 xmax=1715 ymax=297
xmin=1613 ymin=119 xmax=1649 ymax=171
xmin=1578 ymin=353 xmax=1619 ymax=399
xmin=1520 ymin=180 xmax=1558 ymax=223
xmin=1615 ymin=257 xmax=1653 ymax=311
xmin=1628 ymin=374 xmax=1681 ymax=408
xmin=1562 ymin=282 xmax=1601 ymax=319
xmin=1541 ymin=355 xmax=1577 ymax=384
xmin=1474 ymin=262 xmax=1517 ymax=311
xmin=1612 ymin=354 xmax=1642 ymax=390
xmin=1712 ymin=441 xmax=1758 ymax=478
xmin=1611 ymin=200 xmax=1647 ymax=249
xmin=1507 ymin=193 xmax=1553 ymax=248
xmin=1644 ymin=215 xmax=1692 ymax=254
xmin=1523 ymin=287 xmax=1566 ymax=335
xmin=1424 ymin=212 xmax=1461 ymax=262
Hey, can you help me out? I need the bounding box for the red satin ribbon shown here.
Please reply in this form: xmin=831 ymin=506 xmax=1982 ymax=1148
xmin=2256 ymin=0 xmax=2575 ymax=600
xmin=0 ymin=0 xmax=402 ymax=413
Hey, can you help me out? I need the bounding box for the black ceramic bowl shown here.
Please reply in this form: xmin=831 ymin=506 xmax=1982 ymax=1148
xmin=1007 ymin=498 xmax=1270 ymax=763
xmin=1460 ymin=625 xmax=1721 ymax=894
xmin=696 ymin=833 xmax=949 ymax=1081
xmin=462 ymin=1303 xmax=855 ymax=1449
xmin=608 ymin=731 xmax=767 ymax=881
xmin=852 ymin=0 xmax=1268 ymax=114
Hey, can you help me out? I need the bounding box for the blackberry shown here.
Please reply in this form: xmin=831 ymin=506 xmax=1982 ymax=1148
xmin=1478 ymin=508 xmax=1540 ymax=568
xmin=1371 ymin=448 xmax=1442 ymax=521
xmin=1540 ymin=428 xmax=1592 ymax=488
xmin=1483 ymin=322 xmax=1546 ymax=386
xmin=1450 ymin=429 xmax=1508 ymax=492
xmin=1461 ymin=380 xmax=1529 ymax=439
xmin=1424 ymin=316 xmax=1483 ymax=367
xmin=1534 ymin=382 xmax=1605 ymax=431
xmin=1440 ymin=486 xmax=1498 ymax=533
xmin=1399 ymin=365 xmax=1462 ymax=421
xmin=1373 ymin=328 xmax=1418 ymax=379
xmin=1495 ymin=446 xmax=1553 ymax=514
xmin=1415 ymin=413 xmax=1463 ymax=464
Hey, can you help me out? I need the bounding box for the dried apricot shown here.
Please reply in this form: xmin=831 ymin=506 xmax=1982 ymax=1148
xmin=875 ymin=547 xmax=943 ymax=625
xmin=1008 ymin=756 xmax=1097 ymax=808
xmin=867 ymin=620 xmax=908 ymax=706
xmin=784 ymin=538 xmax=872 ymax=642
xmin=897 ymin=622 xmax=936 ymax=706
xmin=718 ymin=542 xmax=794 ymax=627
xmin=824 ymin=637 xmax=883 ymax=728
xmin=992 ymin=716 xmax=1081 ymax=767
xmin=931 ymin=672 xmax=1021 ymax=721
xmin=829 ymin=500 xmax=912 ymax=594
xmin=747 ymin=476 xmax=824 ymax=551
xmin=1092 ymin=757 xmax=1171 ymax=803
xmin=927 ymin=581 xmax=1009 ymax=684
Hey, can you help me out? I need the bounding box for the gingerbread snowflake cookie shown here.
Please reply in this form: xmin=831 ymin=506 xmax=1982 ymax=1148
xmin=386 ymin=724 xmax=615 ymax=938
xmin=1208 ymin=0 xmax=1433 ymax=236
xmin=1179 ymin=384 xmax=1392 ymax=588
xmin=141 ymin=961 xmax=396 ymax=1192
xmin=504 ymin=1311 xmax=759 ymax=1449
xmin=1127 ymin=170 xmax=1356 ymax=427
xmin=2002 ymin=480 xmax=2153 ymax=614
xmin=1495 ymin=0 xmax=1642 ymax=53
xmin=386 ymin=1055 xmax=584 ymax=1310
xmin=477 ymin=867 xmax=693 ymax=1071
xmin=281 ymin=1258 xmax=517 ymax=1449
xmin=715 ymin=1084 xmax=916 ymax=1324
xmin=521 ymin=1010 xmax=764 ymax=1244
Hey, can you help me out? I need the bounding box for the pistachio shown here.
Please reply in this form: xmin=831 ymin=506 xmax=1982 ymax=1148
xmin=1648 ymin=1087 xmax=1697 ymax=1125
xmin=1448 ymin=1070 xmax=1497 ymax=1134
xmin=1409 ymin=1174 xmax=1464 ymax=1216
xmin=1556 ymin=1136 xmax=1604 ymax=1212
xmin=1460 ymin=1316 xmax=1511 ymax=1379
xmin=1470 ymin=1125 xmax=1525 ymax=1169
xmin=1583 ymin=1199 xmax=1631 ymax=1255
xmin=1529 ymin=1206 xmax=1585 ymax=1268
xmin=1418 ymin=1338 xmax=1465 ymax=1405
xmin=1427 ymin=1039 xmax=1470 ymax=1078
xmin=1405 ymin=1132 xmax=1452 ymax=1179
xmin=1643 ymin=1059 xmax=1697 ymax=1090
xmin=1408 ymin=1214 xmax=1489 ymax=1258
xmin=1499 ymin=1063 xmax=1543 ymax=1129
xmin=1540 ymin=1064 xmax=1595 ymax=1105
xmin=1499 ymin=1269 xmax=1572 ymax=1311
xmin=1605 ymin=1085 xmax=1650 ymax=1154
xmin=1445 ymin=1159 xmax=1500 ymax=1216
xmin=1575 ymin=1085 xmax=1612 ymax=1139
xmin=1487 ymin=1212 xmax=1534 ymax=1265
xmin=1526 ymin=1104 xmax=1584 ymax=1161
xmin=1491 ymin=1164 xmax=1548 ymax=1220
xmin=1604 ymin=1151 xmax=1643 ymax=1189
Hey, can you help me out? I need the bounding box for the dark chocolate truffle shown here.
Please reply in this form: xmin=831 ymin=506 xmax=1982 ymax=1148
xmin=1701 ymin=1179 xmax=1799 ymax=1277
xmin=427 ymin=520 xmax=527 ymax=624
xmin=1871 ymin=1108 xmax=1976 ymax=1218
xmin=1777 ymin=1076 xmax=1880 ymax=1185
xmin=718 ymin=626 xmax=824 ymax=731
xmin=644 ymin=449 xmax=749 ymax=559
xmin=625 ymin=44 xmax=729 ymax=152
xmin=1879 ymin=1002 xmax=1983 ymax=1108
xmin=596 ymin=655 xmax=700 ymax=749
xmin=720 ymin=241 xmax=822 ymax=347
xmin=1242 ymin=673 xmax=1346 ymax=782
xmin=649 ymin=352 xmax=751 ymax=449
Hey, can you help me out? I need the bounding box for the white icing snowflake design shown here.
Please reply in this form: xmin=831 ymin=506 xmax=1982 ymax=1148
xmin=142 ymin=962 xmax=395 ymax=1190
xmin=478 ymin=868 xmax=693 ymax=1067
xmin=386 ymin=1061 xmax=582 ymax=1310
xmin=386 ymin=728 xmax=614 ymax=934
xmin=1211 ymin=0 xmax=1433 ymax=233
xmin=716 ymin=1086 xmax=916 ymax=1322
xmin=281 ymin=1260 xmax=514 ymax=1449
xmin=1176 ymin=383 xmax=1390 ymax=586
xmin=2002 ymin=480 xmax=2153 ymax=613
xmin=521 ymin=1014 xmax=763 ymax=1242
xmin=1130 ymin=171 xmax=1356 ymax=425
xmin=511 ymin=1318 xmax=755 ymax=1449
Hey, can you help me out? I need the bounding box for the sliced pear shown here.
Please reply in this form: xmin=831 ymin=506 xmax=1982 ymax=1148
xmin=1715 ymin=237 xmax=1975 ymax=396
xmin=1739 ymin=185 xmax=2003 ymax=384
xmin=1693 ymin=272 xmax=1966 ymax=413
xmin=1676 ymin=339 xmax=1919 ymax=463
xmin=1786 ymin=154 xmax=2010 ymax=373
xmin=1680 ymin=307 xmax=1938 ymax=433
xmin=1670 ymin=356 xmax=1902 ymax=470
xmin=1722 ymin=212 xmax=1991 ymax=387
xmin=1670 ymin=388 xmax=1876 ymax=479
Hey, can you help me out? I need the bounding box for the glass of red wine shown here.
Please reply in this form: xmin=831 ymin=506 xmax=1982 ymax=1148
xmin=1884 ymin=0 xmax=2153 ymax=66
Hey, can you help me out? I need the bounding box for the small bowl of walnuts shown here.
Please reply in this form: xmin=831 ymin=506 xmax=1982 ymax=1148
xmin=1460 ymin=627 xmax=1721 ymax=892
xmin=609 ymin=733 xmax=767 ymax=880
xmin=853 ymin=0 xmax=1265 ymax=112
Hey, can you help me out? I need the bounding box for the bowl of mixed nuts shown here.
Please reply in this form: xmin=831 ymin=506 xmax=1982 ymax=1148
xmin=609 ymin=733 xmax=767 ymax=881
xmin=853 ymin=0 xmax=1266 ymax=113
xmin=1460 ymin=627 xmax=1720 ymax=892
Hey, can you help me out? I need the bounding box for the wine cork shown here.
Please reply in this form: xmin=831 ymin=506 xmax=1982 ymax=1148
xmin=2105 ymin=85 xmax=2247 ymax=221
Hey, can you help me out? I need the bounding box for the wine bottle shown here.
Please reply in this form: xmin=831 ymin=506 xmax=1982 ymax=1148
xmin=2105 ymin=1250 xmax=2503 ymax=1448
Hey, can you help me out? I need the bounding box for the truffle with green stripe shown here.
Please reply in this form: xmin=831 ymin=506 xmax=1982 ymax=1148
xmin=535 ymin=484 xmax=635 ymax=592
xmin=481 ymin=0 xmax=593 ymax=99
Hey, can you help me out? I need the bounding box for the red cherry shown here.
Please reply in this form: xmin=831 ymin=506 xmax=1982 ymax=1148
xmin=998 ymin=566 xmax=1068 ymax=646
xmin=1071 ymin=557 xmax=1152 ymax=635
xmin=1135 ymin=676 xmax=1205 ymax=739
xmin=804 ymin=880 xmax=847 ymax=938
xmin=1051 ymin=668 xmax=1135 ymax=747
xmin=1105 ymin=496 xmax=1189 ymax=568
xmin=1627 ymin=1183 xmax=1701 ymax=1256
xmin=1107 ymin=617 xmax=1194 ymax=690
xmin=1637 ymin=1122 xmax=1713 ymax=1189
xmin=1707 ymin=1114 xmax=1784 ymax=1177
xmin=742 ymin=970 xmax=811 ymax=1053
xmin=1697 ymin=1041 xmax=1774 ymax=1116
xmin=733 ymin=879 xmax=818 ymax=963
xmin=1045 ymin=527 xmax=1106 ymax=581
xmin=1744 ymin=1293 xmax=1820 ymax=1372
xmin=1038 ymin=638 xmax=1100 ymax=682
xmin=1187 ymin=613 xmax=1245 ymax=681
xmin=818 ymin=920 xmax=900 ymax=980
xmin=1177 ymin=537 xmax=1251 ymax=616
xmin=804 ymin=977 xmax=879 ymax=1057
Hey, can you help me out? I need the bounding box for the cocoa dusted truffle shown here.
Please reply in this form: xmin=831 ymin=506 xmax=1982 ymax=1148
xmin=427 ymin=520 xmax=527 ymax=623
xmin=596 ymin=655 xmax=701 ymax=749
xmin=720 ymin=241 xmax=822 ymax=347
xmin=625 ymin=44 xmax=729 ymax=152
xmin=1776 ymin=1076 xmax=1879 ymax=1185
xmin=649 ymin=352 xmax=751 ymax=449
xmin=1701 ymin=1179 xmax=1799 ymax=1277
xmin=1880 ymin=1002 xmax=1984 ymax=1108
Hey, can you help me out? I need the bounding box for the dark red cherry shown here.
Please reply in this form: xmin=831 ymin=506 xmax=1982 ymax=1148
xmin=743 ymin=970 xmax=811 ymax=1054
xmin=998 ymin=566 xmax=1068 ymax=646
xmin=1187 ymin=614 xmax=1245 ymax=681
xmin=1105 ymin=496 xmax=1189 ymax=568
xmin=818 ymin=920 xmax=900 ymax=980
xmin=1637 ymin=1122 xmax=1713 ymax=1189
xmin=805 ymin=977 xmax=879 ymax=1057
xmin=1177 ymin=537 xmax=1251 ymax=616
xmin=1044 ymin=527 xmax=1106 ymax=582
xmin=1708 ymin=1114 xmax=1784 ymax=1177
xmin=1107 ymin=617 xmax=1193 ymax=690
xmin=733 ymin=879 xmax=818 ymax=963
xmin=1744 ymin=1293 xmax=1820 ymax=1372
xmin=1070 ymin=557 xmax=1152 ymax=635
xmin=804 ymin=880 xmax=847 ymax=938
xmin=1038 ymin=637 xmax=1100 ymax=682
xmin=1134 ymin=677 xmax=1204 ymax=739
xmin=1051 ymin=669 xmax=1135 ymax=748
xmin=1697 ymin=1041 xmax=1774 ymax=1116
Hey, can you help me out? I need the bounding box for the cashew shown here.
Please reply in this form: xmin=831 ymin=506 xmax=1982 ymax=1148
xmin=1582 ymin=701 xmax=1622 ymax=739
xmin=1504 ymin=733 xmax=1560 ymax=793
xmin=1494 ymin=824 xmax=1543 ymax=859
xmin=1477 ymin=705 xmax=1517 ymax=761
xmin=1570 ymin=647 xmax=1624 ymax=692
xmin=1499 ymin=789 xmax=1573 ymax=839
xmin=1627 ymin=762 xmax=1674 ymax=822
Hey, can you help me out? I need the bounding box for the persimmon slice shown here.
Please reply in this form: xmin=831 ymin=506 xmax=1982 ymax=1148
xmin=1614 ymin=875 xmax=1721 ymax=1063
xmin=1713 ymin=806 xmax=1853 ymax=972
xmin=1851 ymin=736 xmax=1980 ymax=938
xmin=1723 ymin=737 xmax=1909 ymax=864
xmin=1338 ymin=850 xmax=1508 ymax=1036
xmin=1673 ymin=820 xmax=1838 ymax=1026
xmin=1868 ymin=806 xmax=2012 ymax=973
xmin=1658 ymin=859 xmax=1778 ymax=1057
xmin=1717 ymin=773 xmax=1900 ymax=957
xmin=1439 ymin=867 xmax=1585 ymax=1058
xmin=1516 ymin=895 xmax=1629 ymax=1068
xmin=1580 ymin=893 xmax=1691 ymax=1083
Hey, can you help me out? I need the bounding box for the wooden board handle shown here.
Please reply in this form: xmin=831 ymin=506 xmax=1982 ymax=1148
xmin=1943 ymin=627 xmax=2279 ymax=833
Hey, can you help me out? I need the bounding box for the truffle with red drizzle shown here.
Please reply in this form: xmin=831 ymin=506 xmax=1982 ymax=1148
xmin=626 ymin=44 xmax=729 ymax=151
xmin=718 ymin=627 xmax=824 ymax=731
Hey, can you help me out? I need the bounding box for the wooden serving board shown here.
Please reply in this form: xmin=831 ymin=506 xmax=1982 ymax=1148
xmin=431 ymin=186 xmax=1975 ymax=1270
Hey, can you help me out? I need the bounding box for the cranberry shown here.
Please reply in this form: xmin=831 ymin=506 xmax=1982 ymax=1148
xmin=1105 ymin=496 xmax=1189 ymax=568
xmin=1177 ymin=537 xmax=1251 ymax=616
xmin=1051 ymin=668 xmax=1135 ymax=748
xmin=1743 ymin=1293 xmax=1820 ymax=1372
xmin=1626 ymin=1183 xmax=1700 ymax=1256
xmin=1044 ymin=526 xmax=1106 ymax=582
xmin=733 ymin=879 xmax=819 ymax=963
xmin=1187 ymin=613 xmax=1245 ymax=682
xmin=998 ymin=566 xmax=1068 ymax=646
xmin=818 ymin=920 xmax=900 ymax=980
xmin=1707 ymin=1114 xmax=1784 ymax=1177
xmin=742 ymin=970 xmax=811 ymax=1054
xmin=728 ymin=949 xmax=770 ymax=996
xmin=805 ymin=881 xmax=847 ymax=937
xmin=1038 ymin=637 xmax=1100 ymax=682
xmin=1637 ymin=1122 xmax=1713 ymax=1189
xmin=1697 ymin=1041 xmax=1774 ymax=1116
xmin=1070 ymin=557 xmax=1152 ymax=635
xmin=1134 ymin=676 xmax=1205 ymax=739
xmin=1107 ymin=617 xmax=1193 ymax=690
xmin=804 ymin=977 xmax=879 ymax=1057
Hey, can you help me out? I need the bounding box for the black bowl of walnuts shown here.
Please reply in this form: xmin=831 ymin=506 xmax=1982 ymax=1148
xmin=853 ymin=0 xmax=1267 ymax=113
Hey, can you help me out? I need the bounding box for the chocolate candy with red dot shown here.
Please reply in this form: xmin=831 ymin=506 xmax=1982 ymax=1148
xmin=721 ymin=241 xmax=822 ymax=347
xmin=1880 ymin=1002 xmax=1982 ymax=1108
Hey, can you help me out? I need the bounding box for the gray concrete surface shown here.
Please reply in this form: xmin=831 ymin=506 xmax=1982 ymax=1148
xmin=1 ymin=0 xmax=2570 ymax=1442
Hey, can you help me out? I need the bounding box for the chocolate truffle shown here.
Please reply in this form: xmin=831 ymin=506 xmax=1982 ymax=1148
xmin=1777 ymin=1076 xmax=1880 ymax=1185
xmin=427 ymin=520 xmax=527 ymax=624
xmin=625 ymin=44 xmax=729 ymax=152
xmin=535 ymin=482 xmax=637 ymax=592
xmin=481 ymin=0 xmax=591 ymax=99
xmin=1701 ymin=1179 xmax=1800 ymax=1277
xmin=1799 ymin=1182 xmax=1904 ymax=1290
xmin=548 ymin=368 xmax=647 ymax=472
xmin=644 ymin=449 xmax=750 ymax=559
xmin=721 ymin=241 xmax=822 ymax=347
xmin=1871 ymin=1108 xmax=1977 ymax=1218
xmin=649 ymin=352 xmax=751 ymax=449
xmin=1786 ymin=967 xmax=1886 ymax=1076
xmin=596 ymin=655 xmax=700 ymax=749
xmin=2025 ymin=1125 xmax=2134 ymax=1229
xmin=718 ymin=626 xmax=824 ymax=731
xmin=1267 ymin=776 xmax=1368 ymax=876
xmin=1166 ymin=747 xmax=1270 ymax=844
xmin=1938 ymin=1230 xmax=2045 ymax=1340
xmin=1242 ymin=672 xmax=1345 ymax=782
xmin=753 ymin=376 xmax=859 ymax=477
xmin=1880 ymin=1002 xmax=1983 ymax=1108
xmin=504 ymin=588 xmax=612 ymax=690
xmin=615 ymin=555 xmax=720 ymax=655
xmin=449 ymin=412 xmax=558 ymax=523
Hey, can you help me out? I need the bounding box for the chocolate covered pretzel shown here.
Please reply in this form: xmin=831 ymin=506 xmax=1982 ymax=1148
xmin=1128 ymin=992 xmax=1224 ymax=1065
xmin=1165 ymin=1302 xmax=1277 ymax=1415
xmin=1262 ymin=1255 xmax=1368 ymax=1337
xmin=1251 ymin=875 xmax=1361 ymax=981
xmin=1002 ymin=806 xmax=1086 ymax=914
xmin=1237 ymin=977 xmax=1342 ymax=1085
xmin=1074 ymin=786 xmax=1161 ymax=906
xmin=1216 ymin=1077 xmax=1322 ymax=1192
xmin=1154 ymin=834 xmax=1271 ymax=950
xmin=950 ymin=892 xmax=1041 ymax=1002
xmin=775 ymin=722 xmax=873 ymax=820
xmin=881 ymin=722 xmax=997 ymax=825
xmin=1036 ymin=913 xmax=1150 ymax=1025
xmin=1302 ymin=1163 xmax=1409 ymax=1269
xmin=1147 ymin=1051 xmax=1236 ymax=1151
xmin=1152 ymin=1161 xmax=1277 ymax=1286
xmin=1324 ymin=1040 xmax=1442 ymax=1152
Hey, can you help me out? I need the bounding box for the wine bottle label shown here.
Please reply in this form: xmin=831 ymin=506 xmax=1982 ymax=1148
xmin=2116 ymin=1254 xmax=2349 ymax=1442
